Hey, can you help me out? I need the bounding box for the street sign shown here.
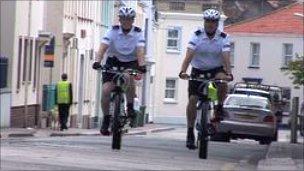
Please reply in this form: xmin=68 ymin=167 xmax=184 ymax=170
xmin=44 ymin=37 xmax=55 ymax=67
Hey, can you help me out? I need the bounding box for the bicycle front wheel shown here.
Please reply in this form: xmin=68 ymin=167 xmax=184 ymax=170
xmin=198 ymin=102 xmax=209 ymax=159
xmin=112 ymin=94 xmax=122 ymax=150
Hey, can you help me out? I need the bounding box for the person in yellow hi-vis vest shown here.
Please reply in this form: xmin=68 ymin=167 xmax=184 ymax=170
xmin=55 ymin=73 xmax=73 ymax=131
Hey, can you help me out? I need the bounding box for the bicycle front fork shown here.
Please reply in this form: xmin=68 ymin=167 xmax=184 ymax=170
xmin=196 ymin=101 xmax=216 ymax=137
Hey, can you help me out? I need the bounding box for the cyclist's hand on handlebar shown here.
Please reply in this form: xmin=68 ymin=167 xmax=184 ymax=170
xmin=179 ymin=71 xmax=190 ymax=80
xmin=215 ymin=72 xmax=233 ymax=82
xmin=137 ymin=65 xmax=147 ymax=73
xmin=92 ymin=62 xmax=102 ymax=70
xmin=226 ymin=73 xmax=234 ymax=82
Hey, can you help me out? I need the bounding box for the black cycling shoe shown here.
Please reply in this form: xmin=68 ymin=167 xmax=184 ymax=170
xmin=186 ymin=128 xmax=197 ymax=150
xmin=100 ymin=115 xmax=111 ymax=136
xmin=100 ymin=129 xmax=111 ymax=136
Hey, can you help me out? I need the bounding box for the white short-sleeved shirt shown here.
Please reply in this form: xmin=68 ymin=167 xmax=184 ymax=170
xmin=187 ymin=28 xmax=231 ymax=70
xmin=101 ymin=25 xmax=145 ymax=62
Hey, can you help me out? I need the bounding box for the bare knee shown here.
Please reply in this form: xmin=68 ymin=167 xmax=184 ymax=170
xmin=102 ymin=83 xmax=114 ymax=101
xmin=216 ymin=83 xmax=228 ymax=104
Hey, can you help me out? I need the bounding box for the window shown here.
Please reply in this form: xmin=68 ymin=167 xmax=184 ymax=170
xmin=23 ymin=38 xmax=28 ymax=82
xmin=169 ymin=2 xmax=185 ymax=10
xmin=250 ymin=43 xmax=260 ymax=67
xmin=282 ymin=87 xmax=291 ymax=112
xmin=33 ymin=39 xmax=41 ymax=90
xmin=17 ymin=37 xmax=22 ymax=91
xmin=230 ymin=42 xmax=235 ymax=67
xmin=167 ymin=27 xmax=181 ymax=51
xmin=28 ymin=38 xmax=33 ymax=82
xmin=282 ymin=43 xmax=293 ymax=67
xmin=202 ymin=4 xmax=219 ymax=11
xmin=165 ymin=78 xmax=177 ymax=101
xmin=101 ymin=1 xmax=112 ymax=26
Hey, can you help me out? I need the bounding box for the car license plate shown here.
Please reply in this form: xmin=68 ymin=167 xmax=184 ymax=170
xmin=235 ymin=114 xmax=257 ymax=120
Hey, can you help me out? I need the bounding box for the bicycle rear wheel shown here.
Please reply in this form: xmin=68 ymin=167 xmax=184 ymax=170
xmin=112 ymin=94 xmax=122 ymax=150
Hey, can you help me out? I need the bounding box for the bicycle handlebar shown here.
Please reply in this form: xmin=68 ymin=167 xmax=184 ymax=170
xmin=96 ymin=66 xmax=142 ymax=76
xmin=181 ymin=75 xmax=228 ymax=84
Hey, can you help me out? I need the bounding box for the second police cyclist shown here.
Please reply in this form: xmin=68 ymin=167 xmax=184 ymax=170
xmin=179 ymin=9 xmax=234 ymax=149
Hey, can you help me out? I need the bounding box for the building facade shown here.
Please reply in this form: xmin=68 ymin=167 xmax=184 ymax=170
xmin=151 ymin=0 xmax=225 ymax=124
xmin=43 ymin=1 xmax=116 ymax=128
xmin=225 ymin=2 xmax=304 ymax=112
xmin=1 ymin=0 xmax=47 ymax=127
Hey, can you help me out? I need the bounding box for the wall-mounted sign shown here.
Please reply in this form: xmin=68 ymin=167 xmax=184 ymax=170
xmin=44 ymin=37 xmax=55 ymax=67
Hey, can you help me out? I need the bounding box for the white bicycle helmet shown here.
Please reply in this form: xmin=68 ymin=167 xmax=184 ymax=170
xmin=118 ymin=7 xmax=136 ymax=18
xmin=203 ymin=9 xmax=220 ymax=21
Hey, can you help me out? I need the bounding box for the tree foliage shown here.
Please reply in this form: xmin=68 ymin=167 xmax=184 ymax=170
xmin=282 ymin=54 xmax=304 ymax=86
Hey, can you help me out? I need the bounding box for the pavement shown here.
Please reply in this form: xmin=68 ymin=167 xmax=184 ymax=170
xmin=257 ymin=129 xmax=304 ymax=171
xmin=0 ymin=124 xmax=176 ymax=139
xmin=257 ymin=142 xmax=304 ymax=171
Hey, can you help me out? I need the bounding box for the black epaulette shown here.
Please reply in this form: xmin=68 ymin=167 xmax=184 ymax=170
xmin=220 ymin=32 xmax=227 ymax=38
xmin=134 ymin=26 xmax=142 ymax=32
xmin=195 ymin=29 xmax=202 ymax=36
xmin=112 ymin=25 xmax=119 ymax=30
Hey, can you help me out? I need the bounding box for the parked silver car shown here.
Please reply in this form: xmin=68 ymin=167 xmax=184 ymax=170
xmin=213 ymin=94 xmax=278 ymax=144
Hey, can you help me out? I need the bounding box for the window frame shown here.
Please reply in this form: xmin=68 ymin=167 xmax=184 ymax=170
xmin=169 ymin=2 xmax=185 ymax=11
xmin=249 ymin=42 xmax=260 ymax=68
xmin=22 ymin=38 xmax=29 ymax=82
xmin=17 ymin=37 xmax=23 ymax=92
xmin=166 ymin=26 xmax=182 ymax=52
xmin=282 ymin=43 xmax=293 ymax=68
xmin=28 ymin=38 xmax=33 ymax=82
xmin=164 ymin=78 xmax=178 ymax=103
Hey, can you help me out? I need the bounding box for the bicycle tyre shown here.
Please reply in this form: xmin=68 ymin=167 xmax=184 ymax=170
xmin=112 ymin=94 xmax=122 ymax=150
xmin=198 ymin=102 xmax=209 ymax=159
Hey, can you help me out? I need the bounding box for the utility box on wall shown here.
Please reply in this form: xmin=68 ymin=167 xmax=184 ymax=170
xmin=42 ymin=85 xmax=56 ymax=111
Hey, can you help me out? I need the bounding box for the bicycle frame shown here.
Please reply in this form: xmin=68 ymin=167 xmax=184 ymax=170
xmin=100 ymin=67 xmax=140 ymax=150
xmin=187 ymin=76 xmax=227 ymax=159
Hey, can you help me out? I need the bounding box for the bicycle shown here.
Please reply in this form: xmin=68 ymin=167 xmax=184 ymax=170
xmin=183 ymin=74 xmax=227 ymax=159
xmin=98 ymin=66 xmax=142 ymax=150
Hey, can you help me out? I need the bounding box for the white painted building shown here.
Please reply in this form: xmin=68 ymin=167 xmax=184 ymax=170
xmin=45 ymin=0 xmax=152 ymax=128
xmin=225 ymin=2 xmax=304 ymax=113
xmin=0 ymin=0 xmax=47 ymax=127
xmin=0 ymin=0 xmax=154 ymax=128
xmin=43 ymin=1 xmax=116 ymax=128
xmin=151 ymin=12 xmax=226 ymax=124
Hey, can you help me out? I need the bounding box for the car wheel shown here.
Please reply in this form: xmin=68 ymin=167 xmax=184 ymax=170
xmin=210 ymin=133 xmax=230 ymax=142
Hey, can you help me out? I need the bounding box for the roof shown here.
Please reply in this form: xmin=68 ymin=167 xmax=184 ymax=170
xmin=225 ymin=2 xmax=304 ymax=35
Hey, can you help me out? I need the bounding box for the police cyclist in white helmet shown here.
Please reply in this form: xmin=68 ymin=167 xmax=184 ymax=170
xmin=179 ymin=9 xmax=233 ymax=149
xmin=92 ymin=7 xmax=146 ymax=135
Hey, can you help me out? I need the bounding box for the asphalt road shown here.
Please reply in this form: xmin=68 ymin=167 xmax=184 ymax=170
xmin=1 ymin=127 xmax=269 ymax=170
